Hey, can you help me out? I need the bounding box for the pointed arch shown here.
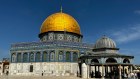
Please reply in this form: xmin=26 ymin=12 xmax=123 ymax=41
xmin=73 ymin=52 xmax=78 ymax=62
xmin=11 ymin=53 xmax=16 ymax=62
xmin=50 ymin=51 xmax=55 ymax=61
xmin=106 ymin=58 xmax=117 ymax=63
xmin=23 ymin=53 xmax=28 ymax=62
xmin=36 ymin=52 xmax=41 ymax=62
xmin=58 ymin=51 xmax=63 ymax=62
xmin=17 ymin=53 xmax=21 ymax=62
xmin=91 ymin=58 xmax=99 ymax=63
xmin=66 ymin=51 xmax=71 ymax=62
xmin=29 ymin=52 xmax=34 ymax=62
xmin=123 ymin=58 xmax=130 ymax=63
xmin=42 ymin=51 xmax=48 ymax=62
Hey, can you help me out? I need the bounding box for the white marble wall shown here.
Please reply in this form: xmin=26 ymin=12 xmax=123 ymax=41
xmin=9 ymin=62 xmax=78 ymax=76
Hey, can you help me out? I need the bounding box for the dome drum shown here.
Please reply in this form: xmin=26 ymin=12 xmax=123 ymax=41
xmin=39 ymin=31 xmax=83 ymax=39
xmin=93 ymin=36 xmax=119 ymax=53
xmin=93 ymin=48 xmax=119 ymax=52
xmin=39 ymin=31 xmax=83 ymax=42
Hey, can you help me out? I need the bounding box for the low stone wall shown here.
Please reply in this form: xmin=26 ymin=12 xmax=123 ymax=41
xmin=9 ymin=62 xmax=78 ymax=76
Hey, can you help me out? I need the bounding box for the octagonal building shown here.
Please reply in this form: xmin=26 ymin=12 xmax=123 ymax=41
xmin=9 ymin=11 xmax=93 ymax=76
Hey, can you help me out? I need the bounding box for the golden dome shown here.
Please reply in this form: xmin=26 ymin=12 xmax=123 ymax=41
xmin=40 ymin=12 xmax=81 ymax=35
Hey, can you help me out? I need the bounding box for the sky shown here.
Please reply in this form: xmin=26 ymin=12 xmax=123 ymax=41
xmin=0 ymin=0 xmax=140 ymax=64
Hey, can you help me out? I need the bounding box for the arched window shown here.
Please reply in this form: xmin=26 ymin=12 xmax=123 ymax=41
xmin=50 ymin=51 xmax=55 ymax=61
xmin=91 ymin=59 xmax=99 ymax=63
xmin=106 ymin=58 xmax=117 ymax=63
xmin=11 ymin=53 xmax=16 ymax=62
xmin=123 ymin=58 xmax=130 ymax=63
xmin=42 ymin=51 xmax=48 ymax=62
xmin=36 ymin=52 xmax=41 ymax=62
xmin=23 ymin=53 xmax=28 ymax=62
xmin=17 ymin=53 xmax=21 ymax=62
xmin=29 ymin=52 xmax=34 ymax=62
xmin=66 ymin=51 xmax=71 ymax=62
xmin=58 ymin=51 xmax=63 ymax=61
xmin=73 ymin=52 xmax=78 ymax=62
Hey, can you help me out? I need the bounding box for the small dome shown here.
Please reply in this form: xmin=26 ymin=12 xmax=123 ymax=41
xmin=93 ymin=36 xmax=116 ymax=49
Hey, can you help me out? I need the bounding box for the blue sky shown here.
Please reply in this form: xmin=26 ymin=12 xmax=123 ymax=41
xmin=0 ymin=0 xmax=140 ymax=64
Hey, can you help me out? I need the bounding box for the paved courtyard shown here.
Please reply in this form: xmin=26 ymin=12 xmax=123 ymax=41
xmin=0 ymin=75 xmax=109 ymax=79
xmin=0 ymin=75 xmax=86 ymax=79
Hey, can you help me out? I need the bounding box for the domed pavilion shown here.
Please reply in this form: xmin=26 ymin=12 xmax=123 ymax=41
xmin=78 ymin=36 xmax=134 ymax=79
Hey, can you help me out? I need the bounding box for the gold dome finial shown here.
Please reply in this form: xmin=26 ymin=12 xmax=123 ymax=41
xmin=60 ymin=0 xmax=63 ymax=13
xmin=60 ymin=6 xmax=63 ymax=13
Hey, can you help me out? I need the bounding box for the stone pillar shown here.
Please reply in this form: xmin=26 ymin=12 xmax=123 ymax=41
xmin=82 ymin=63 xmax=87 ymax=78
xmin=15 ymin=53 xmax=17 ymax=63
xmin=96 ymin=66 xmax=98 ymax=71
xmin=130 ymin=65 xmax=133 ymax=73
xmin=34 ymin=52 xmax=36 ymax=62
xmin=55 ymin=50 xmax=58 ymax=62
xmin=40 ymin=51 xmax=43 ymax=62
xmin=102 ymin=65 xmax=104 ymax=79
xmin=48 ymin=51 xmax=50 ymax=62
xmin=27 ymin=52 xmax=29 ymax=62
xmin=119 ymin=65 xmax=122 ymax=79
xmin=63 ymin=51 xmax=66 ymax=62
xmin=1 ymin=63 xmax=3 ymax=75
xmin=87 ymin=65 xmax=89 ymax=78
xmin=21 ymin=53 xmax=23 ymax=62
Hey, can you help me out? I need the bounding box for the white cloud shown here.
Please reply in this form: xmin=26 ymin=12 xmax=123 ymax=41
xmin=111 ymin=24 xmax=140 ymax=43
xmin=134 ymin=10 xmax=140 ymax=14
